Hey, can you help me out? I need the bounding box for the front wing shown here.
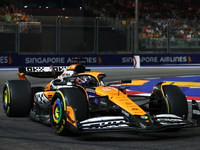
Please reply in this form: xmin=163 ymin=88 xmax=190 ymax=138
xmin=71 ymin=100 xmax=200 ymax=133
xmin=76 ymin=115 xmax=194 ymax=133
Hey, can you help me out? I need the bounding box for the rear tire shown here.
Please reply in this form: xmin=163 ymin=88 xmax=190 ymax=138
xmin=3 ymin=80 xmax=32 ymax=117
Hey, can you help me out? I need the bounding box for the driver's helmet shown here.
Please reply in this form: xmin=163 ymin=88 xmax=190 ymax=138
xmin=76 ymin=76 xmax=91 ymax=86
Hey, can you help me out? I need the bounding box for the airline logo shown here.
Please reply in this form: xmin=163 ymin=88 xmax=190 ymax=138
xmin=25 ymin=57 xmax=102 ymax=64
xmin=122 ymin=56 xmax=192 ymax=63
xmin=0 ymin=56 xmax=12 ymax=64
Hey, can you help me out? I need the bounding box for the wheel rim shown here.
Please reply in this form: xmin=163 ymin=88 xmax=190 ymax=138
xmin=3 ymin=90 xmax=8 ymax=109
xmin=52 ymin=99 xmax=62 ymax=123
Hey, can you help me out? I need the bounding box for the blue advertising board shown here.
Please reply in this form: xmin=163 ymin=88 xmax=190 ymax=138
xmin=0 ymin=53 xmax=199 ymax=67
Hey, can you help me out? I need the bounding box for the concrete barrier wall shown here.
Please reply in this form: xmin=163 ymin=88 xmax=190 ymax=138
xmin=0 ymin=53 xmax=198 ymax=67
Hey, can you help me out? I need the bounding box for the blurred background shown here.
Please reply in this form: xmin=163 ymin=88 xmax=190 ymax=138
xmin=0 ymin=0 xmax=200 ymax=54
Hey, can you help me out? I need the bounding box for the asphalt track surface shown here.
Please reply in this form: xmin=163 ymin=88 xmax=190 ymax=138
xmin=1 ymin=66 xmax=200 ymax=150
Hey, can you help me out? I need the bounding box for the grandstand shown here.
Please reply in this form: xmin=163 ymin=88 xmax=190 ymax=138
xmin=0 ymin=0 xmax=200 ymax=54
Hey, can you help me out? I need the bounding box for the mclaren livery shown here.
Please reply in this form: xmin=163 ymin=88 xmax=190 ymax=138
xmin=3 ymin=59 xmax=200 ymax=135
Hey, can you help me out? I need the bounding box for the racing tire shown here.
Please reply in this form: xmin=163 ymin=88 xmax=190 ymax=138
xmin=150 ymin=84 xmax=188 ymax=119
xmin=3 ymin=80 xmax=32 ymax=117
xmin=50 ymin=87 xmax=89 ymax=136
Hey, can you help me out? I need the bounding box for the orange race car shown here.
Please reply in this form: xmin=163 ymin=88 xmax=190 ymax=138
xmin=3 ymin=59 xmax=200 ymax=135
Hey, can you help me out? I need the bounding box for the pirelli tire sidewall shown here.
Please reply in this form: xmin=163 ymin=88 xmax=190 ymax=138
xmin=2 ymin=80 xmax=32 ymax=117
xmin=50 ymin=90 xmax=69 ymax=136
xmin=150 ymin=82 xmax=188 ymax=119
xmin=162 ymin=85 xmax=188 ymax=119
xmin=50 ymin=87 xmax=89 ymax=135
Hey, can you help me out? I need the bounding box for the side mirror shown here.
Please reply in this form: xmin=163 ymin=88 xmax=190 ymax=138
xmin=121 ymin=79 xmax=132 ymax=84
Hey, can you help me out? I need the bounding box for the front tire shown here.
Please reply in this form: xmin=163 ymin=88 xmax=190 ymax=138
xmin=51 ymin=87 xmax=89 ymax=135
xmin=3 ymin=80 xmax=32 ymax=117
xmin=150 ymin=83 xmax=188 ymax=119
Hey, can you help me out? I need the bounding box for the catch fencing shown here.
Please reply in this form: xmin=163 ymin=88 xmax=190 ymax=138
xmin=0 ymin=16 xmax=199 ymax=54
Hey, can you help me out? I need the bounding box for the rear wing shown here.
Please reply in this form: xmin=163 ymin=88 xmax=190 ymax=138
xmin=18 ymin=59 xmax=91 ymax=78
xmin=18 ymin=66 xmax=67 ymax=78
xmin=18 ymin=63 xmax=91 ymax=78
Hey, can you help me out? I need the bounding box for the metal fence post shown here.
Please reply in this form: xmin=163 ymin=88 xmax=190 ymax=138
xmin=94 ymin=17 xmax=99 ymax=54
xmin=130 ymin=19 xmax=134 ymax=54
xmin=167 ymin=19 xmax=172 ymax=54
xmin=134 ymin=0 xmax=139 ymax=54
xmin=56 ymin=16 xmax=61 ymax=54
xmin=15 ymin=23 xmax=18 ymax=53
xmin=17 ymin=22 xmax=21 ymax=53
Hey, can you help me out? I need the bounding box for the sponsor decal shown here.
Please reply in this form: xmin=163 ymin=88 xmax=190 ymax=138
xmin=25 ymin=57 xmax=65 ymax=64
xmin=52 ymin=66 xmax=65 ymax=72
xmin=140 ymin=57 xmax=158 ymax=63
xmin=126 ymin=102 xmax=133 ymax=105
xmin=26 ymin=67 xmax=45 ymax=72
xmin=52 ymin=100 xmax=62 ymax=124
xmin=121 ymin=109 xmax=129 ymax=117
xmin=25 ymin=57 xmax=100 ymax=65
xmin=0 ymin=56 xmax=12 ymax=64
xmin=26 ymin=66 xmax=65 ymax=72
xmin=101 ymin=88 xmax=118 ymax=91
xmin=0 ymin=56 xmax=8 ymax=64
xmin=48 ymin=95 xmax=52 ymax=99
xmin=122 ymin=55 xmax=192 ymax=64
xmin=188 ymin=56 xmax=192 ymax=62
xmin=159 ymin=56 xmax=187 ymax=63
xmin=193 ymin=110 xmax=200 ymax=115
xmin=140 ymin=56 xmax=188 ymax=63
xmin=86 ymin=88 xmax=96 ymax=93
xmin=66 ymin=57 xmax=98 ymax=63
xmin=122 ymin=57 xmax=134 ymax=63
xmin=98 ymin=57 xmax=102 ymax=63
xmin=101 ymin=88 xmax=112 ymax=91
xmin=8 ymin=56 xmax=12 ymax=64
xmin=88 ymin=95 xmax=95 ymax=98
xmin=141 ymin=116 xmax=148 ymax=119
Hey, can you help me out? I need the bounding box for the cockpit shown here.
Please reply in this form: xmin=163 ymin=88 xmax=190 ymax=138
xmin=64 ymin=73 xmax=106 ymax=87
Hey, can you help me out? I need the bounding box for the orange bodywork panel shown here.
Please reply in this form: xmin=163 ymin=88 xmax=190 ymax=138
xmin=66 ymin=106 xmax=76 ymax=127
xmin=79 ymin=72 xmax=105 ymax=85
xmin=17 ymin=73 xmax=27 ymax=80
xmin=79 ymin=72 xmax=105 ymax=77
xmin=45 ymin=82 xmax=51 ymax=91
xmin=95 ymin=86 xmax=147 ymax=116
xmin=44 ymin=91 xmax=55 ymax=100
xmin=67 ymin=64 xmax=78 ymax=70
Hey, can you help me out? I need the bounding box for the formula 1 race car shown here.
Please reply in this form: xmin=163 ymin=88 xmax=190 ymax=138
xmin=3 ymin=59 xmax=200 ymax=135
